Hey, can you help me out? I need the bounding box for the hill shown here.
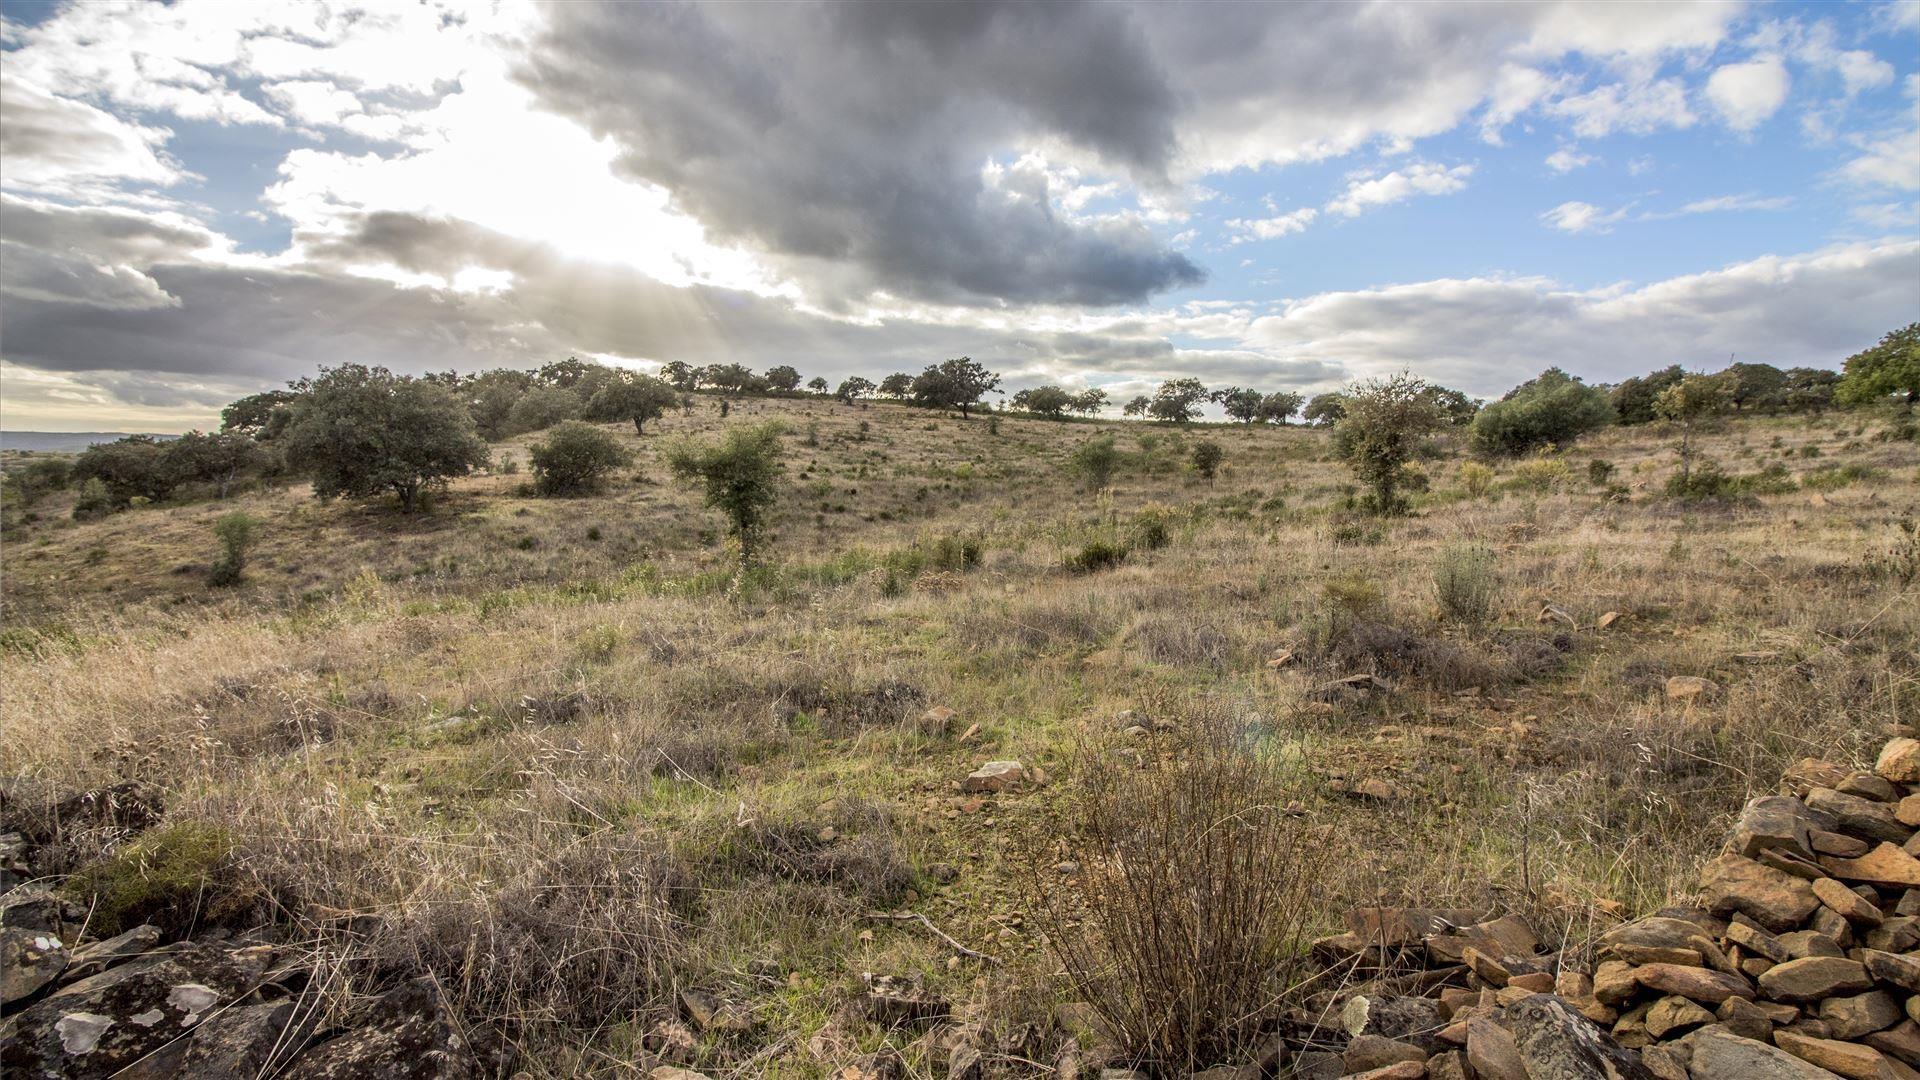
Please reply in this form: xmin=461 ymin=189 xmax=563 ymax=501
xmin=2 ymin=397 xmax=1917 ymax=1075
xmin=0 ymin=431 xmax=178 ymax=452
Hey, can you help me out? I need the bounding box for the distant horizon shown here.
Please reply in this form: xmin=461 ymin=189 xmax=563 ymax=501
xmin=2 ymin=0 xmax=1916 ymax=431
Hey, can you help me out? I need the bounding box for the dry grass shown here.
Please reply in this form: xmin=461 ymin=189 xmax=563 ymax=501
xmin=3 ymin=402 xmax=1917 ymax=1074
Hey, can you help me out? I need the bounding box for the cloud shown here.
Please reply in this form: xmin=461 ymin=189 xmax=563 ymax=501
xmin=1225 ymin=207 xmax=1318 ymax=243
xmin=1540 ymin=201 xmax=1628 ymax=233
xmin=1550 ymin=77 xmax=1696 ymax=137
xmin=1326 ymin=163 xmax=1473 ymax=217
xmin=1243 ymin=240 xmax=1920 ymax=394
xmin=1705 ymin=55 xmax=1791 ymax=131
xmin=1544 ymin=147 xmax=1594 ymax=173
xmin=1670 ymin=193 xmax=1794 ymax=214
xmin=0 ymin=73 xmax=186 ymax=196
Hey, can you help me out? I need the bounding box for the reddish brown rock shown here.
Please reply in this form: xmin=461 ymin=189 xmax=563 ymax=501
xmin=1823 ymin=844 xmax=1920 ymax=889
xmin=1700 ymin=853 xmax=1820 ymax=931
xmin=1634 ymin=962 xmax=1755 ymax=1004
xmin=1760 ymin=957 xmax=1875 ymax=1003
xmin=1878 ymin=739 xmax=1920 ymax=784
xmin=1774 ymin=1030 xmax=1905 ymax=1080
xmin=1816 ymin=876 xmax=1888 ymax=926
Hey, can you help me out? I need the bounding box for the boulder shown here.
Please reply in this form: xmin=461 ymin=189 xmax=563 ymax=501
xmin=1503 ymin=993 xmax=1657 ymax=1080
xmin=1842 ymin=774 xmax=1902 ymax=802
xmin=1464 ymin=1017 xmax=1528 ymax=1080
xmin=1814 ymin=877 xmax=1887 ymax=925
xmin=1759 ymin=957 xmax=1875 ymax=1003
xmin=1773 ymin=1031 xmax=1905 ymax=1080
xmin=1735 ymin=797 xmax=1821 ymax=860
xmin=61 ymin=925 xmax=159 ymax=982
xmin=1341 ymin=1033 xmax=1427 ymax=1073
xmin=1 ymin=926 xmax=68 ymax=1007
xmin=1806 ymin=789 xmax=1911 ymax=846
xmin=137 ymin=1000 xmax=308 ymax=1079
xmin=0 ymin=942 xmax=271 ymax=1079
xmin=1878 ymin=739 xmax=1920 ymax=784
xmin=1700 ymin=853 xmax=1820 ymax=931
xmin=961 ymin=761 xmax=1026 ymax=794
xmin=1786 ymin=759 xmax=1856 ymax=797
xmin=1866 ymin=1020 xmax=1920 ymax=1068
xmin=1688 ymin=1027 xmax=1853 ymax=1080
xmin=1633 ymin=963 xmax=1753 ymax=1004
xmin=1779 ymin=930 xmax=1848 ymax=959
xmin=1824 ymin=845 xmax=1920 ymax=889
xmin=1818 ymin=991 xmax=1904 ymax=1040
xmin=1645 ymin=995 xmax=1714 ymax=1038
xmin=1727 ymin=920 xmax=1793 ymax=962
xmin=1863 ymin=949 xmax=1920 ymax=993
xmin=1338 ymin=994 xmax=1447 ymax=1052
xmin=278 ymin=977 xmax=480 ymax=1079
xmin=1818 ymin=831 xmax=1875 ymax=858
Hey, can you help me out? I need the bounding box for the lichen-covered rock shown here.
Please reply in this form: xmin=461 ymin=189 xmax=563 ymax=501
xmin=1 ymin=926 xmax=68 ymax=1007
xmin=0 ymin=942 xmax=271 ymax=1079
xmin=278 ymin=977 xmax=480 ymax=1079
xmin=1687 ymin=1027 xmax=1852 ymax=1079
xmin=1503 ymin=993 xmax=1656 ymax=1080
xmin=1758 ymin=957 xmax=1874 ymax=1003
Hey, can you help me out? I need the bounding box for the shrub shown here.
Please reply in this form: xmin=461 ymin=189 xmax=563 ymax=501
xmin=1434 ymin=542 xmax=1498 ymax=628
xmin=1509 ymin=456 xmax=1570 ymax=493
xmin=1587 ymin=458 xmax=1616 ymax=486
xmin=1068 ymin=433 xmax=1120 ymax=488
xmin=207 ymin=511 xmax=258 ymax=587
xmin=1335 ymin=373 xmax=1448 ymax=515
xmin=61 ymin=821 xmax=248 ymax=935
xmin=1130 ymin=504 xmax=1177 ymax=551
xmin=531 ymin=421 xmax=633 ymax=496
xmin=1469 ymin=368 xmax=1613 ymax=457
xmin=1459 ymin=461 xmax=1494 ymax=498
xmin=12 ymin=457 xmax=70 ymax=503
xmin=1066 ymin=538 xmax=1128 ymax=573
xmin=666 ymin=422 xmax=786 ymax=561
xmin=282 ymin=364 xmax=490 ymax=512
xmin=1035 ymin=720 xmax=1328 ymax=1070
xmin=588 ymin=375 xmax=677 ymax=435
xmin=506 ymin=385 xmax=586 ymax=434
xmin=1190 ymin=439 xmax=1223 ymax=479
xmin=71 ymin=477 xmax=114 ymax=520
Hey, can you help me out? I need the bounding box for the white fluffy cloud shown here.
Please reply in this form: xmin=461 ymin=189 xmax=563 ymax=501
xmin=1540 ymin=201 xmax=1627 ymax=233
xmin=1551 ymin=78 xmax=1697 ymax=137
xmin=1326 ymin=163 xmax=1474 ymax=217
xmin=1226 ymin=207 xmax=1319 ymax=243
xmin=1706 ymin=55 xmax=1792 ymax=131
xmin=1544 ymin=147 xmax=1595 ymax=172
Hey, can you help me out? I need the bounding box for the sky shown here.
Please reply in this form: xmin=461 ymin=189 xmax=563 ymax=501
xmin=0 ymin=0 xmax=1915 ymax=432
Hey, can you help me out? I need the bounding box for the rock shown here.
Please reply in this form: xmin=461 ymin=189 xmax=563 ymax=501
xmin=651 ymin=1069 xmax=713 ymax=1080
xmin=1688 ymin=1027 xmax=1853 ymax=1080
xmin=1426 ymin=1049 xmax=1468 ymax=1080
xmin=1818 ymin=831 xmax=1876 ymax=857
xmin=1866 ymin=1020 xmax=1920 ymax=1068
xmin=863 ymin=979 xmax=949 ymax=1028
xmin=1462 ymin=945 xmax=1510 ymax=986
xmin=1760 ymin=957 xmax=1876 ymax=1003
xmin=1465 ymin=1017 xmax=1528 ymax=1080
xmin=278 ymin=977 xmax=480 ymax=1079
xmin=1764 ymin=847 xmax=1834 ymax=881
xmin=1341 ymin=1034 xmax=1427 ymax=1073
xmin=1773 ymin=1030 xmax=1905 ymax=1080
xmin=1343 ymin=1063 xmax=1424 ymax=1080
xmin=1868 ymin=918 xmax=1920 ymax=953
xmin=1786 ymin=760 xmax=1856 ymax=797
xmin=1509 ymin=972 xmax=1555 ymax=993
xmin=1820 ymin=991 xmax=1904 ymax=1040
xmin=1864 ymin=950 xmax=1920 ymax=993
xmin=1346 ymin=908 xmax=1480 ymax=946
xmin=0 ymin=942 xmax=271 ymax=1079
xmin=1339 ymin=994 xmax=1447 ymax=1051
xmin=1718 ymin=997 xmax=1778 ymax=1041
xmin=1700 ymin=853 xmax=1820 ymax=931
xmin=155 ymin=1000 xmax=309 ymax=1079
xmin=1879 ymin=739 xmax=1920 ymax=784
xmin=679 ymin=989 xmax=752 ymax=1033
xmin=1634 ymin=963 xmax=1754 ymax=1004
xmin=1816 ymin=877 xmax=1888 ymax=925
xmin=1728 ymin=921 xmax=1793 ymax=962
xmin=1426 ymin=915 xmax=1543 ymax=969
xmin=1612 ymin=945 xmax=1703 ymax=967
xmin=1352 ymin=778 xmax=1407 ymax=801
xmin=1826 ymin=845 xmax=1920 ymax=889
xmin=1898 ymin=799 xmax=1920 ymax=829
xmin=1779 ymin=930 xmax=1848 ymax=959
xmin=961 ymin=761 xmax=1025 ymax=794
xmin=62 ymin=925 xmax=159 ymax=982
xmin=1666 ymin=676 xmax=1717 ymax=702
xmin=1843 ymin=774 xmax=1903 ymax=802
xmin=1736 ymin=798 xmax=1823 ymax=861
xmin=1503 ymin=993 xmax=1657 ymax=1080
xmin=1642 ymin=1043 xmax=1690 ymax=1080
xmin=1807 ymin=789 xmax=1912 ymax=846
xmin=1646 ymin=995 xmax=1715 ymax=1038
xmin=1593 ymin=960 xmax=1641 ymax=1006
xmin=1613 ymin=1001 xmax=1653 ymax=1048
xmin=1597 ymin=611 xmax=1623 ymax=628
xmin=1605 ymin=915 xmax=1722 ymax=955
xmin=1 ymin=926 xmax=68 ymax=1007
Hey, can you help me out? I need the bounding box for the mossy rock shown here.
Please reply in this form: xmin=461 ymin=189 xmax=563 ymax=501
xmin=60 ymin=822 xmax=255 ymax=935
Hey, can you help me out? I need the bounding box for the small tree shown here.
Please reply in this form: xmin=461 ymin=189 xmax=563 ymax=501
xmin=878 ymin=372 xmax=914 ymax=398
xmin=666 ymin=422 xmax=785 ymax=561
xmin=1011 ymin=385 xmax=1075 ymax=418
xmin=1213 ymin=387 xmax=1263 ymax=423
xmin=910 ymin=356 xmax=1001 ymax=416
xmin=1149 ymin=377 xmax=1209 ymax=423
xmin=1070 ymin=387 xmax=1109 ymax=416
xmin=836 ymin=376 xmax=876 ymax=404
xmin=1302 ymin=392 xmax=1347 ymax=426
xmin=1837 ymin=323 xmax=1920 ymax=412
xmin=1653 ymin=373 xmax=1731 ymax=487
xmin=764 ymin=365 xmax=802 ymax=392
xmin=1068 ymin=433 xmax=1120 ymax=489
xmin=281 ymin=364 xmax=490 ymax=513
xmin=590 ymin=375 xmax=678 ymax=435
xmin=1259 ymin=391 xmax=1304 ymax=425
xmin=506 ymin=386 xmax=585 ymax=435
xmin=807 ymin=376 xmax=830 ymax=394
xmin=220 ymin=389 xmax=301 ymax=439
xmin=1190 ymin=439 xmax=1223 ymax=479
xmin=1336 ymin=373 xmax=1448 ymax=515
xmin=1469 ymin=367 xmax=1612 ymax=457
xmin=207 ymin=511 xmax=258 ymax=587
xmin=71 ymin=435 xmax=177 ymax=505
xmin=531 ymin=421 xmax=633 ymax=496
xmin=165 ymin=430 xmax=263 ymax=498
xmin=1122 ymin=395 xmax=1151 ymax=418
xmin=661 ymin=360 xmax=701 ymax=392
xmin=72 ymin=477 xmax=113 ymax=520
xmin=1610 ymin=365 xmax=1686 ymax=424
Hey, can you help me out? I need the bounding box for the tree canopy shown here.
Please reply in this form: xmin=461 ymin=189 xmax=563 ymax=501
xmin=281 ymin=364 xmax=489 ymax=512
xmin=1838 ymin=323 xmax=1920 ymax=411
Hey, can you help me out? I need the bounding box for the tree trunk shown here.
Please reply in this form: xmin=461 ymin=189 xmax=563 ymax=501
xmin=633 ymin=416 xmax=645 ymax=435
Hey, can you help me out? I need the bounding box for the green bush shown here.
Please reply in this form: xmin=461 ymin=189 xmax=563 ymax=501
xmin=1469 ymin=368 xmax=1613 ymax=457
xmin=1130 ymin=504 xmax=1177 ymax=551
xmin=531 ymin=421 xmax=633 ymax=496
xmin=61 ymin=822 xmax=246 ymax=935
xmin=72 ymin=477 xmax=114 ymax=520
xmin=1433 ymin=543 xmax=1498 ymax=628
xmin=207 ymin=510 xmax=258 ymax=587
xmin=1066 ymin=538 xmax=1129 ymax=573
xmin=666 ymin=422 xmax=786 ymax=561
xmin=1586 ymin=459 xmax=1616 ymax=486
xmin=1069 ymin=433 xmax=1120 ymax=489
xmin=1190 ymin=440 xmax=1224 ymax=480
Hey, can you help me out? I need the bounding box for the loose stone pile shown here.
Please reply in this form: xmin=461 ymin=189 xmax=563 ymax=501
xmin=1303 ymin=735 xmax=1920 ymax=1080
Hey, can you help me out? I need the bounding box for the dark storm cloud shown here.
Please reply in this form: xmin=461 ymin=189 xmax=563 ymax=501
xmin=517 ymin=0 xmax=1204 ymax=308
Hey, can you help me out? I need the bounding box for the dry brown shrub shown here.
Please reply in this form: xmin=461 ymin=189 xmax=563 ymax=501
xmin=1034 ymin=719 xmax=1331 ymax=1071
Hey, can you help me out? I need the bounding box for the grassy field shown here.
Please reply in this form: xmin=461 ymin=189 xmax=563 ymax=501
xmin=3 ymin=398 xmax=1918 ymax=1075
